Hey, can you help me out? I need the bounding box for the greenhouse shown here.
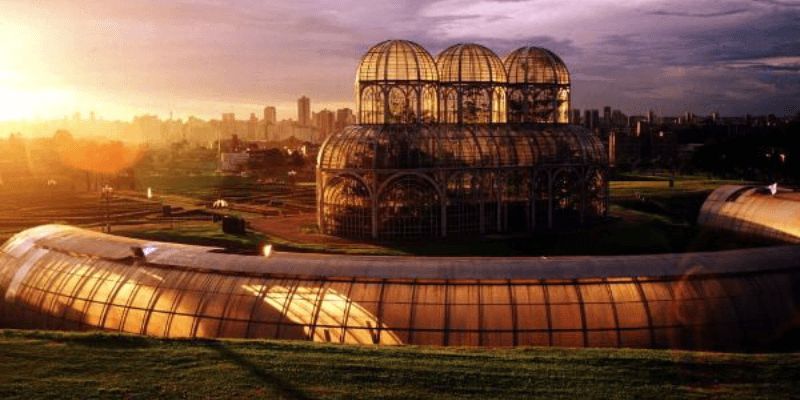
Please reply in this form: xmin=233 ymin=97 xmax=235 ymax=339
xmin=1 ymin=225 xmax=798 ymax=351
xmin=318 ymin=40 xmax=607 ymax=239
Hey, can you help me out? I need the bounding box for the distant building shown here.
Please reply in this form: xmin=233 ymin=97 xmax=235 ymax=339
xmin=313 ymin=109 xmax=335 ymax=142
xmin=247 ymin=113 xmax=259 ymax=141
xmin=222 ymin=113 xmax=236 ymax=138
xmin=298 ymin=96 xmax=311 ymax=127
xmin=263 ymin=106 xmax=277 ymax=125
xmin=570 ymin=108 xmax=581 ymax=125
xmin=335 ymin=108 xmax=354 ymax=131
xmin=220 ymin=151 xmax=249 ymax=172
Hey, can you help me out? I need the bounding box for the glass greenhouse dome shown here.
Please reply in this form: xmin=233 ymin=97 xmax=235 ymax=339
xmin=320 ymin=40 xmax=604 ymax=240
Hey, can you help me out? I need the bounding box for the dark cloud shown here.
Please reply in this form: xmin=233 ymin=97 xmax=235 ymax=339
xmin=751 ymin=0 xmax=800 ymax=7
xmin=649 ymin=9 xmax=750 ymax=17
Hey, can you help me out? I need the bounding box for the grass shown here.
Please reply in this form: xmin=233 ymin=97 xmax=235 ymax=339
xmin=0 ymin=330 xmax=797 ymax=399
xmin=113 ymin=223 xmax=270 ymax=253
xmin=0 ymin=175 xmax=771 ymax=256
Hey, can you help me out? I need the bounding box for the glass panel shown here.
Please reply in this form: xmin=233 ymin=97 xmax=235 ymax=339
xmin=449 ymin=303 xmax=478 ymax=331
xmin=411 ymin=330 xmax=443 ymax=346
xmin=620 ymin=330 xmax=651 ymax=349
xmin=448 ymin=330 xmax=479 ymax=346
xmin=512 ymin=284 xmax=545 ymax=304
xmin=615 ymin=302 xmax=649 ymax=329
xmin=144 ymin=311 xmax=169 ymax=336
xmin=481 ymin=284 xmax=510 ymax=304
xmin=168 ymin=314 xmax=195 ymax=337
xmin=83 ymin=301 xmax=105 ymax=326
xmin=579 ymin=284 xmax=611 ymax=303
xmin=517 ymin=331 xmax=549 ymax=346
xmin=63 ymin=299 xmax=85 ymax=322
xmin=547 ymin=285 xmax=579 ymax=304
xmin=582 ymin=304 xmax=616 ymax=330
xmin=122 ymin=308 xmax=145 ymax=334
xmin=515 ymin=304 xmax=548 ymax=330
xmin=413 ymin=304 xmax=445 ymax=330
xmin=199 ymin=292 xmax=231 ymax=318
xmin=608 ymin=283 xmax=641 ymax=303
xmin=174 ymin=290 xmax=203 ymax=316
xmin=552 ymin=332 xmax=583 ymax=348
xmin=129 ymin=285 xmax=156 ymax=310
xmin=450 ymin=284 xmax=479 ymax=304
xmin=482 ymin=304 xmax=513 ymax=332
xmin=483 ymin=332 xmax=514 ymax=347
xmin=646 ymin=300 xmax=675 ymax=327
xmin=639 ymin=282 xmax=672 ymax=301
xmin=219 ymin=320 xmax=248 ymax=338
xmin=549 ymin=304 xmax=582 ymax=330
xmin=103 ymin=305 xmax=125 ymax=330
xmin=224 ymin=294 xmax=258 ymax=321
xmin=248 ymin=322 xmax=278 ymax=339
xmin=196 ymin=318 xmax=221 ymax=338
xmin=151 ymin=287 xmax=182 ymax=312
xmin=587 ymin=331 xmax=617 ymax=348
xmin=380 ymin=302 xmax=412 ymax=331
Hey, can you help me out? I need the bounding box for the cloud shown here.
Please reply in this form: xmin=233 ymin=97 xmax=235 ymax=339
xmin=649 ymin=9 xmax=750 ymax=17
xmin=1 ymin=0 xmax=799 ymax=121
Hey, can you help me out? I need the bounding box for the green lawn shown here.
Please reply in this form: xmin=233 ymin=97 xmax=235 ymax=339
xmin=0 ymin=330 xmax=796 ymax=399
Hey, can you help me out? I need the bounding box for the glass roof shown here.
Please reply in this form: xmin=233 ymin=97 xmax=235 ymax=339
xmin=436 ymin=44 xmax=507 ymax=83
xmin=318 ymin=124 xmax=606 ymax=170
xmin=357 ymin=40 xmax=439 ymax=82
xmin=504 ymin=47 xmax=570 ymax=85
xmin=2 ymin=225 xmax=799 ymax=350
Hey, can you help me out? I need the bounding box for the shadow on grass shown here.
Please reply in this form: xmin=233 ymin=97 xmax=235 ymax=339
xmin=199 ymin=339 xmax=315 ymax=400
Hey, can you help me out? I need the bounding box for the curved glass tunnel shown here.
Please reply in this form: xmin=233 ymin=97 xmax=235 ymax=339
xmin=2 ymin=225 xmax=800 ymax=351
xmin=698 ymin=185 xmax=800 ymax=244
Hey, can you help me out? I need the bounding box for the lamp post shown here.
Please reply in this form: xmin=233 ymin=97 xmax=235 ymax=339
xmin=101 ymin=185 xmax=113 ymax=233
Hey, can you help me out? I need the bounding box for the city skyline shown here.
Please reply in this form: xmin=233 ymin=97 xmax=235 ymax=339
xmin=0 ymin=0 xmax=798 ymax=122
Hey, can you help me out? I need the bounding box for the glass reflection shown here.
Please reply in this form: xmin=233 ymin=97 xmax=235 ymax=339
xmin=242 ymin=285 xmax=402 ymax=345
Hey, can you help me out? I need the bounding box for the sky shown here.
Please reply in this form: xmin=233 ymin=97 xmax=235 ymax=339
xmin=0 ymin=0 xmax=798 ymax=122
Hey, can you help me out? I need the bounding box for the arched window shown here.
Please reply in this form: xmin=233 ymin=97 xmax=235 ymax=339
xmin=323 ymin=175 xmax=372 ymax=238
xmin=378 ymin=174 xmax=440 ymax=239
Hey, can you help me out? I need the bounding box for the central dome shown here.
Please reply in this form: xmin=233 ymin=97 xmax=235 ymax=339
xmin=436 ymin=43 xmax=507 ymax=83
xmin=436 ymin=44 xmax=507 ymax=123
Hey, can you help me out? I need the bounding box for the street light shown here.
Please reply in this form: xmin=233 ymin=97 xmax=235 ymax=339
xmin=101 ymin=185 xmax=113 ymax=233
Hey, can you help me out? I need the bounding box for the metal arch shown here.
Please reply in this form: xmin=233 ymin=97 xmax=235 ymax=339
xmin=376 ymin=170 xmax=445 ymax=203
xmin=322 ymin=171 xmax=375 ymax=201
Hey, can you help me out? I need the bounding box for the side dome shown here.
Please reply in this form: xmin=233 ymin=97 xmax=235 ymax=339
xmin=436 ymin=43 xmax=507 ymax=83
xmin=503 ymin=46 xmax=571 ymax=123
xmin=435 ymin=44 xmax=507 ymax=123
xmin=356 ymin=40 xmax=439 ymax=124
xmin=356 ymin=40 xmax=438 ymax=82
xmin=503 ymin=47 xmax=570 ymax=84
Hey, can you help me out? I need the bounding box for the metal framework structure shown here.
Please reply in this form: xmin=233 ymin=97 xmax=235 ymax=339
xmin=2 ymin=225 xmax=799 ymax=351
xmin=356 ymin=40 xmax=439 ymax=124
xmin=698 ymin=185 xmax=800 ymax=243
xmin=504 ymin=47 xmax=571 ymax=123
xmin=436 ymin=43 xmax=507 ymax=124
xmin=322 ymin=40 xmax=605 ymax=240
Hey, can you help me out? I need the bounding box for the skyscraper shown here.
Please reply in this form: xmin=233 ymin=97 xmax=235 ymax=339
xmin=335 ymin=108 xmax=354 ymax=131
xmin=570 ymin=108 xmax=581 ymax=125
xmin=222 ymin=113 xmax=236 ymax=138
xmin=247 ymin=113 xmax=259 ymax=141
xmin=298 ymin=96 xmax=311 ymax=126
xmin=263 ymin=106 xmax=277 ymax=125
